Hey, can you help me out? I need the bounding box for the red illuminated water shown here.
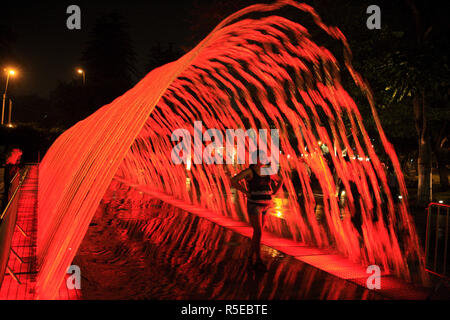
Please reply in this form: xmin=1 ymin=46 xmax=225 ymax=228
xmin=117 ymin=1 xmax=426 ymax=282
xmin=74 ymin=182 xmax=384 ymax=299
xmin=37 ymin=0 xmax=427 ymax=298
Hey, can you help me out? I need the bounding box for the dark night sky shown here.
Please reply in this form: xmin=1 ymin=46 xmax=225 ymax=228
xmin=4 ymin=0 xmax=445 ymax=100
xmin=5 ymin=1 xmax=199 ymax=97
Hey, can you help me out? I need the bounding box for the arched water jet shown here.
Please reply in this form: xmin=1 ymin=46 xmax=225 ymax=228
xmin=37 ymin=0 xmax=427 ymax=299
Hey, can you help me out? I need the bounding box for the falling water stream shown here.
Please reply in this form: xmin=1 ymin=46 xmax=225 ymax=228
xmin=37 ymin=0 xmax=427 ymax=298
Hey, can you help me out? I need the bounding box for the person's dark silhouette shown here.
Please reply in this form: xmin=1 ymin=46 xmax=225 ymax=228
xmin=230 ymin=151 xmax=283 ymax=271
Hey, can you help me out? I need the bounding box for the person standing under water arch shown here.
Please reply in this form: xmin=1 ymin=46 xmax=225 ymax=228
xmin=231 ymin=151 xmax=283 ymax=270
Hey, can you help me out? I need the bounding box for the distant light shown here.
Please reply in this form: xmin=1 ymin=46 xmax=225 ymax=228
xmin=77 ymin=68 xmax=84 ymax=74
xmin=186 ymin=158 xmax=191 ymax=171
xmin=398 ymin=195 xmax=403 ymax=200
xmin=275 ymin=211 xmax=283 ymax=218
xmin=438 ymin=200 xmax=444 ymax=204
xmin=365 ymin=157 xmax=370 ymax=161
xmin=287 ymin=154 xmax=291 ymax=159
xmin=4 ymin=68 xmax=16 ymax=76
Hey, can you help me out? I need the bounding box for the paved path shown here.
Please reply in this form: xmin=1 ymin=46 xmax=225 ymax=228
xmin=0 ymin=165 xmax=80 ymax=300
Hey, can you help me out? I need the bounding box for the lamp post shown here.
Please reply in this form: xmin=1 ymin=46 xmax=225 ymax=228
xmin=2 ymin=68 xmax=15 ymax=125
xmin=8 ymin=98 xmax=12 ymax=126
xmin=77 ymin=68 xmax=85 ymax=85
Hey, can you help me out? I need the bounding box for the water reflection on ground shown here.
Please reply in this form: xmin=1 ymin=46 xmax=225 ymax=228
xmin=73 ymin=183 xmax=384 ymax=300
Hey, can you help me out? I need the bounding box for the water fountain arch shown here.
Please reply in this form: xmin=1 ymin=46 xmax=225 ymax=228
xmin=37 ymin=0 xmax=426 ymax=299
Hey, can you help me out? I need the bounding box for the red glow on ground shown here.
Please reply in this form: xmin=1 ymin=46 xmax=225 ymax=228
xmin=107 ymin=178 xmax=428 ymax=300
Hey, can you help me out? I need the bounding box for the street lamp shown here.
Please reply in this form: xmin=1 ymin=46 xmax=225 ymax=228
xmin=76 ymin=68 xmax=85 ymax=85
xmin=2 ymin=68 xmax=16 ymax=125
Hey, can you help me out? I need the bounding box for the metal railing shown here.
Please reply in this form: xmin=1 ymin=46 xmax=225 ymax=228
xmin=0 ymin=166 xmax=30 ymax=287
xmin=425 ymin=202 xmax=450 ymax=279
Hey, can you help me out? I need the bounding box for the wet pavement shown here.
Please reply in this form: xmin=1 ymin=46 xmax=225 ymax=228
xmin=73 ymin=183 xmax=384 ymax=300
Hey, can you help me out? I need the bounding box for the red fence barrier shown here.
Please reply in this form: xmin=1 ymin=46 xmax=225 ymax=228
xmin=0 ymin=167 xmax=29 ymax=287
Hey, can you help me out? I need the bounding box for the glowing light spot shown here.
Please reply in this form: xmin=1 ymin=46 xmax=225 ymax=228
xmin=186 ymin=157 xmax=192 ymax=171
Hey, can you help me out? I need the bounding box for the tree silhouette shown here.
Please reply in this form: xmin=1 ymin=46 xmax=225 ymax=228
xmin=0 ymin=24 xmax=16 ymax=66
xmin=315 ymin=0 xmax=449 ymax=200
xmin=144 ymin=42 xmax=184 ymax=73
xmin=80 ymin=12 xmax=138 ymax=107
xmin=47 ymin=12 xmax=140 ymax=129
